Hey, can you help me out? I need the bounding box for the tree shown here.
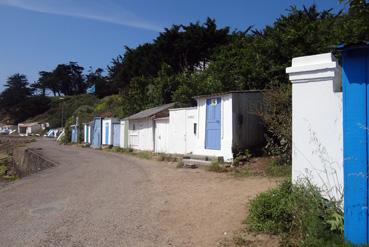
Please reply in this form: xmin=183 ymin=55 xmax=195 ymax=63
xmin=32 ymin=71 xmax=57 ymax=96
xmin=53 ymin=62 xmax=86 ymax=95
xmin=0 ymin=74 xmax=33 ymax=108
xmin=0 ymin=74 xmax=50 ymax=123
xmin=86 ymin=67 xmax=115 ymax=98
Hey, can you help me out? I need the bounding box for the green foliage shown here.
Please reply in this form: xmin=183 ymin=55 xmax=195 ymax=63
xmin=265 ymin=160 xmax=292 ymax=177
xmin=261 ymin=84 xmax=292 ymax=164
xmin=30 ymin=94 xmax=99 ymax=128
xmin=233 ymin=149 xmax=252 ymax=167
xmin=64 ymin=104 xmax=95 ymax=143
xmin=0 ymin=74 xmax=51 ymax=124
xmin=207 ymin=160 xmax=229 ymax=173
xmin=246 ymin=180 xmax=346 ymax=246
xmin=0 ymin=165 xmax=6 ymax=176
xmin=94 ymin=94 xmax=124 ymax=118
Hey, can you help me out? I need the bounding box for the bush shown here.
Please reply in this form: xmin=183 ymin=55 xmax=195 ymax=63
xmin=207 ymin=160 xmax=228 ymax=173
xmin=246 ymin=180 xmax=346 ymax=246
xmin=260 ymin=84 xmax=292 ymax=165
xmin=265 ymin=160 xmax=291 ymax=177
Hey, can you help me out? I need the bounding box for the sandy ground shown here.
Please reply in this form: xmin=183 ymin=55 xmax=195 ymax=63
xmin=0 ymin=139 xmax=279 ymax=247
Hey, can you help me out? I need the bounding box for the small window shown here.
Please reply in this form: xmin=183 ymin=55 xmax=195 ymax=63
xmin=193 ymin=123 xmax=197 ymax=135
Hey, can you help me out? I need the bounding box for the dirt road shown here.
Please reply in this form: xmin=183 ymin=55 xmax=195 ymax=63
xmin=0 ymin=139 xmax=278 ymax=247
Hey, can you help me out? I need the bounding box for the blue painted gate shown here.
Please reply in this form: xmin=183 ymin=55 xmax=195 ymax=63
xmin=113 ymin=123 xmax=120 ymax=147
xmin=91 ymin=117 xmax=102 ymax=149
xmin=343 ymin=45 xmax=369 ymax=244
xmin=205 ymin=98 xmax=221 ymax=150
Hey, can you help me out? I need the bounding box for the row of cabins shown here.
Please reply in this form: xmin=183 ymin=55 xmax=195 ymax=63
xmin=79 ymin=91 xmax=265 ymax=161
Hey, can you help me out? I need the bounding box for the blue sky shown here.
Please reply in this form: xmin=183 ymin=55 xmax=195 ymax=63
xmin=0 ymin=0 xmax=343 ymax=92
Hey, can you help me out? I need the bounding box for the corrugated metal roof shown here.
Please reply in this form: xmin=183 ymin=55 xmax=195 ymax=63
xmin=125 ymin=103 xmax=175 ymax=120
xmin=193 ymin=90 xmax=262 ymax=99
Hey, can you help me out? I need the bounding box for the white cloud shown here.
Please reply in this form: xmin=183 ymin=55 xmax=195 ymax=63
xmin=0 ymin=0 xmax=162 ymax=31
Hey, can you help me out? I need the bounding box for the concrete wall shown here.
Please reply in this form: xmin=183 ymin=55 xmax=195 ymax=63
xmin=128 ymin=118 xmax=154 ymax=151
xmin=167 ymin=107 xmax=198 ymax=155
xmin=194 ymin=94 xmax=233 ymax=161
xmin=286 ymin=53 xmax=343 ymax=201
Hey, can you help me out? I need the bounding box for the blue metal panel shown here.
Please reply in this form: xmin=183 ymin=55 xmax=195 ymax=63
xmin=91 ymin=117 xmax=102 ymax=149
xmin=205 ymin=98 xmax=221 ymax=150
xmin=105 ymin=122 xmax=109 ymax=145
xmin=113 ymin=123 xmax=120 ymax=147
xmin=343 ymin=47 xmax=369 ymax=244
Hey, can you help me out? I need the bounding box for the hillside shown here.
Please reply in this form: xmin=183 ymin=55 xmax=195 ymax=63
xmin=29 ymin=94 xmax=99 ymax=128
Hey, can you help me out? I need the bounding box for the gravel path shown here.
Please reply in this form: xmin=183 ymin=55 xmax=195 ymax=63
xmin=0 ymin=139 xmax=278 ymax=247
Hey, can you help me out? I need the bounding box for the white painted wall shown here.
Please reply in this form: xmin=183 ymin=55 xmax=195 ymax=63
xmin=83 ymin=124 xmax=91 ymax=144
xmin=128 ymin=118 xmax=154 ymax=151
xmin=167 ymin=107 xmax=198 ymax=154
xmin=286 ymin=53 xmax=343 ymax=201
xmin=102 ymin=118 xmax=119 ymax=145
xmin=154 ymin=118 xmax=169 ymax=153
xmin=18 ymin=123 xmax=41 ymax=136
xmin=120 ymin=120 xmax=128 ymax=148
xmin=193 ymin=94 xmax=233 ymax=161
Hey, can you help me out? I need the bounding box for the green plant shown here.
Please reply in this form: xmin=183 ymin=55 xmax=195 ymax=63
xmin=232 ymin=167 xmax=250 ymax=177
xmin=176 ymin=160 xmax=184 ymax=168
xmin=265 ymin=160 xmax=291 ymax=177
xmin=233 ymin=149 xmax=252 ymax=167
xmin=246 ymin=180 xmax=347 ymax=246
xmin=207 ymin=160 xmax=228 ymax=173
xmin=0 ymin=165 xmax=7 ymax=176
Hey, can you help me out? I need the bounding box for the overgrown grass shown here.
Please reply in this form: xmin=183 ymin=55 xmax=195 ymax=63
xmin=245 ymin=180 xmax=351 ymax=246
xmin=265 ymin=160 xmax=291 ymax=177
xmin=0 ymin=165 xmax=6 ymax=176
xmin=207 ymin=160 xmax=229 ymax=173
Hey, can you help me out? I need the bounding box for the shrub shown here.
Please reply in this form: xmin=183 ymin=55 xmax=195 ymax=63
xmin=260 ymin=84 xmax=292 ymax=165
xmin=207 ymin=160 xmax=228 ymax=173
xmin=265 ymin=160 xmax=291 ymax=177
xmin=246 ymin=180 xmax=346 ymax=246
xmin=233 ymin=149 xmax=252 ymax=167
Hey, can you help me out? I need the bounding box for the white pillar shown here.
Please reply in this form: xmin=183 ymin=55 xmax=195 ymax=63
xmin=286 ymin=53 xmax=343 ymax=202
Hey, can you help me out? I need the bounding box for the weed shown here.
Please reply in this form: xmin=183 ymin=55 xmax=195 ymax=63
xmin=232 ymin=167 xmax=250 ymax=177
xmin=246 ymin=180 xmax=349 ymax=246
xmin=176 ymin=160 xmax=184 ymax=168
xmin=265 ymin=160 xmax=291 ymax=177
xmin=0 ymin=165 xmax=7 ymax=176
xmin=136 ymin=151 xmax=153 ymax=160
xmin=233 ymin=149 xmax=252 ymax=167
xmin=207 ymin=160 xmax=228 ymax=173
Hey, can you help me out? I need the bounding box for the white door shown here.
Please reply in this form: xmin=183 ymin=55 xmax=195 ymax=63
xmin=155 ymin=118 xmax=169 ymax=153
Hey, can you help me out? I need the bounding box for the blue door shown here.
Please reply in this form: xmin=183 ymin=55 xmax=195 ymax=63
xmin=113 ymin=123 xmax=120 ymax=147
xmin=205 ymin=98 xmax=221 ymax=150
xmin=71 ymin=127 xmax=77 ymax=143
xmin=343 ymin=46 xmax=369 ymax=244
xmin=91 ymin=118 xmax=102 ymax=149
xmin=105 ymin=122 xmax=109 ymax=145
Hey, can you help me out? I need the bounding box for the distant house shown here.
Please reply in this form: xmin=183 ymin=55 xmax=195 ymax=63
xmin=83 ymin=122 xmax=92 ymax=144
xmin=192 ymin=91 xmax=265 ymax=161
xmin=102 ymin=118 xmax=120 ymax=146
xmin=122 ymin=91 xmax=264 ymax=161
xmin=18 ymin=122 xmax=42 ymax=136
xmin=125 ymin=103 xmax=175 ymax=151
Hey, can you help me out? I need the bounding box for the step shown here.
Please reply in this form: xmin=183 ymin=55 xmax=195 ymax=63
xmin=183 ymin=159 xmax=212 ymax=168
xmin=182 ymin=154 xmax=222 ymax=162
